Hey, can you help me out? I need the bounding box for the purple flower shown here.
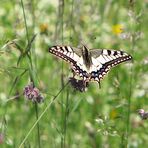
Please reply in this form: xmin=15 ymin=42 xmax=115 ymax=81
xmin=0 ymin=133 xmax=4 ymax=144
xmin=69 ymin=77 xmax=89 ymax=92
xmin=24 ymin=82 xmax=44 ymax=103
xmin=138 ymin=109 xmax=148 ymax=120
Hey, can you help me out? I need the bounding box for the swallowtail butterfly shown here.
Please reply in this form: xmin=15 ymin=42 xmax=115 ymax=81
xmin=49 ymin=45 xmax=132 ymax=84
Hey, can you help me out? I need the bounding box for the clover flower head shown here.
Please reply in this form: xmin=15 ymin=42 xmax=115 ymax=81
xmin=24 ymin=82 xmax=44 ymax=103
xmin=69 ymin=77 xmax=88 ymax=92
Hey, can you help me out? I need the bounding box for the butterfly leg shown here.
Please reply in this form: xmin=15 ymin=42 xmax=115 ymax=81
xmin=71 ymin=69 xmax=76 ymax=78
xmin=98 ymin=80 xmax=101 ymax=89
xmin=83 ymin=80 xmax=87 ymax=88
xmin=83 ymin=77 xmax=90 ymax=88
xmin=94 ymin=76 xmax=101 ymax=89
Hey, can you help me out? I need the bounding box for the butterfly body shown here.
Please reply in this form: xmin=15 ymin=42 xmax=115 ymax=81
xmin=49 ymin=45 xmax=132 ymax=84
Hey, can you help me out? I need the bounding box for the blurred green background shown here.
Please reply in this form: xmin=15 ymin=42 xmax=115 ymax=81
xmin=0 ymin=0 xmax=148 ymax=147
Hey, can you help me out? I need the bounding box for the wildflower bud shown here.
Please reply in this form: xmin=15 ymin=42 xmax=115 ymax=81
xmin=35 ymin=94 xmax=44 ymax=103
xmin=39 ymin=23 xmax=48 ymax=35
xmin=119 ymin=33 xmax=131 ymax=40
xmin=0 ymin=133 xmax=4 ymax=144
xmin=143 ymin=57 xmax=148 ymax=65
xmin=85 ymin=122 xmax=95 ymax=138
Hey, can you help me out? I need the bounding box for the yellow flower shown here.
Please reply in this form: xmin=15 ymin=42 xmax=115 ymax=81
xmin=112 ymin=24 xmax=124 ymax=35
xmin=39 ymin=23 xmax=48 ymax=34
xmin=110 ymin=109 xmax=118 ymax=119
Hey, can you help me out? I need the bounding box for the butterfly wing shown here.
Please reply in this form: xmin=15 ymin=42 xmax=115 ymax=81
xmin=90 ymin=49 xmax=132 ymax=81
xmin=49 ymin=45 xmax=77 ymax=63
xmin=49 ymin=45 xmax=89 ymax=78
xmin=49 ymin=46 xmax=132 ymax=83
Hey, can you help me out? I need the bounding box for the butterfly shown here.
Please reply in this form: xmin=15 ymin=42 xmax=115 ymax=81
xmin=49 ymin=45 xmax=132 ymax=86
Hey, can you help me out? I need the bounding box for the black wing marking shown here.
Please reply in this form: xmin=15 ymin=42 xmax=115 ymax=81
xmin=49 ymin=45 xmax=76 ymax=63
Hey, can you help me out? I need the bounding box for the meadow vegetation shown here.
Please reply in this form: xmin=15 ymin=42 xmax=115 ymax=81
xmin=0 ymin=0 xmax=148 ymax=147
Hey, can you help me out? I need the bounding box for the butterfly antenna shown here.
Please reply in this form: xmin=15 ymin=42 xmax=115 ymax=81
xmin=80 ymin=41 xmax=89 ymax=49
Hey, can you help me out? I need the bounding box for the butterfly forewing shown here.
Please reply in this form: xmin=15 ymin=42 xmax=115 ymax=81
xmin=49 ymin=45 xmax=88 ymax=77
xmin=49 ymin=46 xmax=75 ymax=63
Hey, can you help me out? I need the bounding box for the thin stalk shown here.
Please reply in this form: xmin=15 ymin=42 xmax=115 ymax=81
xmin=59 ymin=0 xmax=65 ymax=148
xmin=29 ymin=1 xmax=41 ymax=145
xmin=30 ymin=0 xmax=36 ymax=34
xmin=18 ymin=82 xmax=69 ymax=148
xmin=20 ymin=0 xmax=30 ymax=44
xmin=20 ymin=0 xmax=41 ymax=147
xmin=61 ymin=0 xmax=64 ymax=43
xmin=69 ymin=0 xmax=74 ymax=40
xmin=35 ymin=103 xmax=41 ymax=148
xmin=63 ymin=89 xmax=69 ymax=147
xmin=30 ymin=0 xmax=38 ymax=70
xmin=125 ymin=34 xmax=134 ymax=146
xmin=125 ymin=1 xmax=136 ymax=146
